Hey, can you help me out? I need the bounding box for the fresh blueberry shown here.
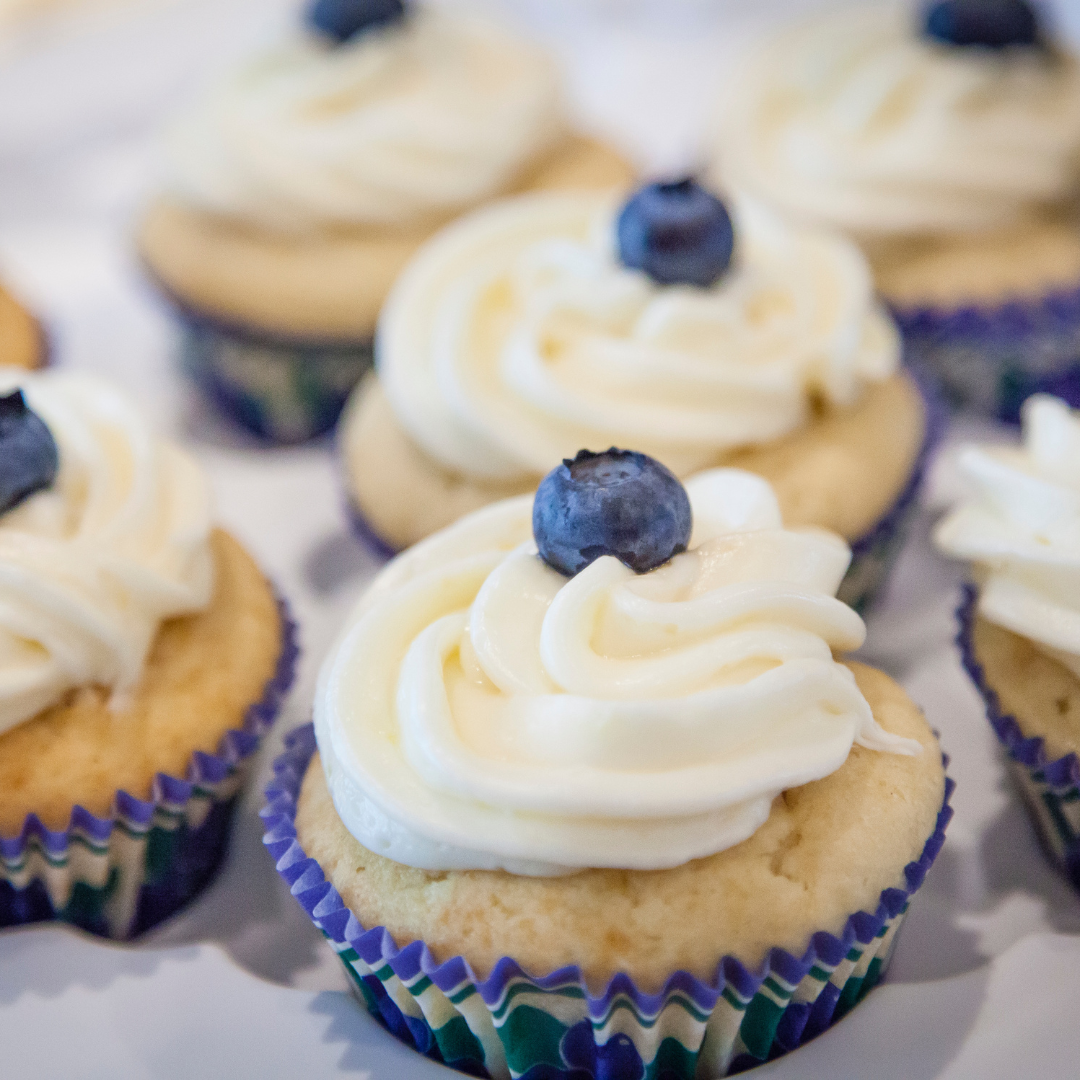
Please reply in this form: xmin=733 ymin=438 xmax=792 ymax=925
xmin=923 ymin=0 xmax=1040 ymax=48
xmin=307 ymin=0 xmax=407 ymax=43
xmin=0 ymin=389 xmax=59 ymax=517
xmin=533 ymin=448 xmax=693 ymax=577
xmin=616 ymin=178 xmax=735 ymax=289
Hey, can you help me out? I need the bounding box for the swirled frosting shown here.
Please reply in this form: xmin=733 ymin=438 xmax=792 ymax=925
xmin=712 ymin=4 xmax=1080 ymax=238
xmin=163 ymin=9 xmax=565 ymax=233
xmin=315 ymin=469 xmax=919 ymax=874
xmin=0 ymin=369 xmax=214 ymax=736
xmin=376 ymin=190 xmax=899 ymax=483
xmin=936 ymin=394 xmax=1080 ymax=676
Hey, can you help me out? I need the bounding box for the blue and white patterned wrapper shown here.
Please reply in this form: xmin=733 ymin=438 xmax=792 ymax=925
xmin=957 ymin=585 xmax=1080 ymax=891
xmin=147 ymin=271 xmax=374 ymax=444
xmin=893 ymin=282 xmax=1080 ymax=422
xmin=342 ymin=369 xmax=946 ymax=615
xmin=0 ymin=595 xmax=299 ymax=940
xmin=262 ymin=724 xmax=953 ymax=1080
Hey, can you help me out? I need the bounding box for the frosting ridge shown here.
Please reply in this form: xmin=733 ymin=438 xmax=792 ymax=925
xmin=936 ymin=394 xmax=1080 ymax=675
xmin=0 ymin=369 xmax=214 ymax=736
xmin=713 ymin=4 xmax=1080 ymax=238
xmin=164 ymin=9 xmax=565 ymax=233
xmin=377 ymin=189 xmax=899 ymax=484
xmin=315 ymin=469 xmax=917 ymax=875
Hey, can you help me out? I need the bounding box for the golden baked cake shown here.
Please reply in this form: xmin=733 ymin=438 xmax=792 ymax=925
xmin=0 ymin=284 xmax=45 ymax=370
xmin=0 ymin=530 xmax=280 ymax=833
xmin=269 ymin=459 xmax=950 ymax=1076
xmin=299 ymin=662 xmax=941 ymax=990
xmin=138 ymin=0 xmax=634 ymax=443
xmin=939 ymin=393 xmax=1080 ymax=890
xmin=0 ymin=368 xmax=293 ymax=937
xmin=711 ymin=1 xmax=1080 ymax=418
xmin=340 ymin=180 xmax=931 ymax=609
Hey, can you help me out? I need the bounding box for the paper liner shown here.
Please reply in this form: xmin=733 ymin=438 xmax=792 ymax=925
xmin=0 ymin=594 xmax=299 ymax=940
xmin=892 ymin=281 xmax=1080 ymax=422
xmin=146 ymin=268 xmax=373 ymax=444
xmin=341 ymin=368 xmax=946 ymax=614
xmin=956 ymin=585 xmax=1080 ymax=890
xmin=262 ymin=724 xmax=954 ymax=1079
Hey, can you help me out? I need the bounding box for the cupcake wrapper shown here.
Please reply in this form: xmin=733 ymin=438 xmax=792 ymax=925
xmin=343 ymin=368 xmax=946 ymax=615
xmin=180 ymin=318 xmax=373 ymax=445
xmin=892 ymin=283 xmax=1080 ymax=422
xmin=0 ymin=594 xmax=299 ymax=940
xmin=262 ymin=724 xmax=953 ymax=1080
xmin=147 ymin=271 xmax=374 ymax=444
xmin=341 ymin=476 xmax=399 ymax=563
xmin=956 ymin=585 xmax=1080 ymax=889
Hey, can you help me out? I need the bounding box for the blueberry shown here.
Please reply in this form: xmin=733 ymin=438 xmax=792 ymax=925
xmin=923 ymin=0 xmax=1040 ymax=48
xmin=0 ymin=389 xmax=58 ymax=517
xmin=616 ymin=178 xmax=735 ymax=289
xmin=533 ymin=448 xmax=692 ymax=577
xmin=307 ymin=0 xmax=406 ymax=44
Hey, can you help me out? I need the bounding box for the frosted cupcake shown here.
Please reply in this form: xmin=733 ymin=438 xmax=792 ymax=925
xmin=0 ymin=369 xmax=296 ymax=938
xmin=138 ymin=0 xmax=633 ymax=443
xmin=265 ymin=457 xmax=950 ymax=1078
xmin=712 ymin=0 xmax=1080 ymax=419
xmin=937 ymin=394 xmax=1080 ymax=888
xmin=340 ymin=178 xmax=936 ymax=610
xmin=0 ymin=283 xmax=46 ymax=370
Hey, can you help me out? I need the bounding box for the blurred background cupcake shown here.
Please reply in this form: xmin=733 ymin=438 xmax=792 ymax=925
xmin=0 ymin=281 xmax=47 ymax=369
xmin=0 ymin=367 xmax=296 ymax=938
xmin=138 ymin=0 xmax=634 ymax=444
xmin=937 ymin=393 xmax=1080 ymax=890
xmin=265 ymin=462 xmax=950 ymax=1079
xmin=340 ymin=177 xmax=938 ymax=610
xmin=712 ymin=0 xmax=1080 ymax=421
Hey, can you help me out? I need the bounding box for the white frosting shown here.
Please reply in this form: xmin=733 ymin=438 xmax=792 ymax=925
xmin=0 ymin=369 xmax=214 ymax=736
xmin=713 ymin=4 xmax=1080 ymax=238
xmin=164 ymin=9 xmax=565 ymax=233
xmin=315 ymin=469 xmax=918 ymax=875
xmin=375 ymin=189 xmax=899 ymax=484
xmin=936 ymin=395 xmax=1080 ymax=676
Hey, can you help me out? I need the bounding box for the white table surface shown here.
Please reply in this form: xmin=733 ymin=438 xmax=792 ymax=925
xmin=3 ymin=1 xmax=1080 ymax=1077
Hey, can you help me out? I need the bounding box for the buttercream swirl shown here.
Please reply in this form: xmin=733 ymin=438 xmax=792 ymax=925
xmin=936 ymin=394 xmax=1080 ymax=676
xmin=0 ymin=369 xmax=214 ymax=736
xmin=315 ymin=469 xmax=918 ymax=875
xmin=376 ymin=190 xmax=898 ymax=483
xmin=712 ymin=4 xmax=1080 ymax=238
xmin=164 ymin=9 xmax=565 ymax=233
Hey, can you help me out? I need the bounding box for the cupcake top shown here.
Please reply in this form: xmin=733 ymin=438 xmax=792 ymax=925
xmin=936 ymin=394 xmax=1080 ymax=676
xmin=0 ymin=369 xmax=213 ymax=736
xmin=315 ymin=459 xmax=918 ymax=875
xmin=375 ymin=183 xmax=899 ymax=485
xmin=712 ymin=2 xmax=1080 ymax=239
xmin=163 ymin=4 xmax=565 ymax=234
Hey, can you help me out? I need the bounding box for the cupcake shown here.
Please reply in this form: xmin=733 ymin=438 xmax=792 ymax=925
xmin=340 ymin=178 xmax=938 ymax=610
xmin=0 ymin=369 xmax=297 ymax=938
xmin=265 ymin=457 xmax=950 ymax=1078
xmin=712 ymin=0 xmax=1080 ymax=420
xmin=138 ymin=0 xmax=634 ymax=444
xmin=0 ymin=283 xmax=46 ymax=370
xmin=937 ymin=393 xmax=1080 ymax=888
